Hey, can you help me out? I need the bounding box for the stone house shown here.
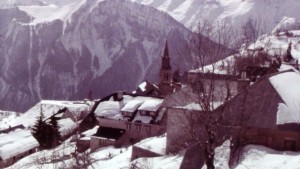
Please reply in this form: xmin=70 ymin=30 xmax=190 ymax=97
xmin=89 ymin=94 xmax=167 ymax=151
xmin=0 ymin=129 xmax=39 ymax=168
xmin=221 ymin=69 xmax=300 ymax=152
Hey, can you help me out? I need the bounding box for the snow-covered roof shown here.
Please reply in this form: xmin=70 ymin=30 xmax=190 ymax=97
xmin=58 ymin=118 xmax=77 ymax=136
xmin=95 ymin=96 xmax=164 ymax=123
xmin=94 ymin=101 xmax=122 ymax=120
xmin=269 ymin=71 xmax=300 ymax=124
xmin=138 ymin=82 xmax=147 ymax=92
xmin=0 ymin=129 xmax=39 ymax=160
xmin=138 ymin=98 xmax=163 ymax=112
xmin=81 ymin=126 xmax=99 ymax=137
xmin=121 ymin=100 xmax=144 ymax=113
xmin=10 ymin=100 xmax=91 ymax=128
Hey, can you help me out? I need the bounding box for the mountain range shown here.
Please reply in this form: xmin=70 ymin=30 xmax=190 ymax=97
xmin=0 ymin=0 xmax=300 ymax=112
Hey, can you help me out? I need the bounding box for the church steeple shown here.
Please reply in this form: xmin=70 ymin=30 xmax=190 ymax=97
xmin=161 ymin=41 xmax=171 ymax=70
xmin=159 ymin=41 xmax=172 ymax=86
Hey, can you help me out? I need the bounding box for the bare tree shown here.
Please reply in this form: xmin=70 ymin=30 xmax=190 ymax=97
xmin=165 ymin=20 xmax=260 ymax=169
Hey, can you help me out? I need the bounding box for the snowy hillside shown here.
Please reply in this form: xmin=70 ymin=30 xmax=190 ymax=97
xmin=249 ymin=30 xmax=300 ymax=59
xmin=0 ymin=0 xmax=216 ymax=111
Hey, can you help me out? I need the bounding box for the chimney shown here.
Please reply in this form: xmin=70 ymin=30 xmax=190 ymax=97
xmin=116 ymin=91 xmax=124 ymax=101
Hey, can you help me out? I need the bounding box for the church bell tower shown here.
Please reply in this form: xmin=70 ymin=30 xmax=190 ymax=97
xmin=159 ymin=41 xmax=173 ymax=95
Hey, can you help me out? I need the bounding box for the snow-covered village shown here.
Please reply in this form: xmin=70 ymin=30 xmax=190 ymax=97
xmin=1 ymin=0 xmax=300 ymax=169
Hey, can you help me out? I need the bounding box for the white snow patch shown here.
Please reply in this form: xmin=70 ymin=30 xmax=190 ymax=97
xmin=58 ymin=118 xmax=77 ymax=136
xmin=138 ymin=98 xmax=163 ymax=112
xmin=135 ymin=134 xmax=166 ymax=155
xmin=121 ymin=100 xmax=144 ymax=113
xmin=18 ymin=0 xmax=86 ymax=26
xmin=94 ymin=101 xmax=123 ymax=120
xmin=234 ymin=145 xmax=300 ymax=169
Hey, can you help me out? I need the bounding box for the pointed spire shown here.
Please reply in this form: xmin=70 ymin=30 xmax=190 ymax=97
xmin=161 ymin=41 xmax=171 ymax=70
xmin=163 ymin=41 xmax=169 ymax=58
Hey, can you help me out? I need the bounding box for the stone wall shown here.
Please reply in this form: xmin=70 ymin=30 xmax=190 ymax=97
xmin=90 ymin=136 xmax=115 ymax=152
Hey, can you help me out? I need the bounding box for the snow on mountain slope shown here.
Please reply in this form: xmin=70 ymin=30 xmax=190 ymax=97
xmin=18 ymin=0 xmax=86 ymax=25
xmin=0 ymin=0 xmax=77 ymax=8
xmin=0 ymin=0 xmax=45 ymax=9
xmin=130 ymin=0 xmax=300 ymax=35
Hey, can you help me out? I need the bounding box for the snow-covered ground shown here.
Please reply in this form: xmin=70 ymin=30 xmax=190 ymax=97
xmin=234 ymin=145 xmax=300 ymax=169
xmin=250 ymin=30 xmax=300 ymax=60
xmin=6 ymin=133 xmax=184 ymax=169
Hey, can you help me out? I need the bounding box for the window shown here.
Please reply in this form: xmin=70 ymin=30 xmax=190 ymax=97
xmin=100 ymin=139 xmax=106 ymax=145
xmin=284 ymin=138 xmax=296 ymax=151
xmin=267 ymin=137 xmax=273 ymax=147
xmin=126 ymin=123 xmax=131 ymax=130
xmin=146 ymin=126 xmax=151 ymax=133
xmin=135 ymin=124 xmax=141 ymax=131
xmin=241 ymin=71 xmax=247 ymax=80
xmin=150 ymin=112 xmax=156 ymax=116
xmin=140 ymin=111 xmax=147 ymax=116
xmin=164 ymin=74 xmax=169 ymax=81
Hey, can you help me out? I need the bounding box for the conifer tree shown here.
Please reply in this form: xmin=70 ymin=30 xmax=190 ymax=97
xmin=31 ymin=112 xmax=47 ymax=148
xmin=49 ymin=115 xmax=61 ymax=147
xmin=285 ymin=42 xmax=293 ymax=62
